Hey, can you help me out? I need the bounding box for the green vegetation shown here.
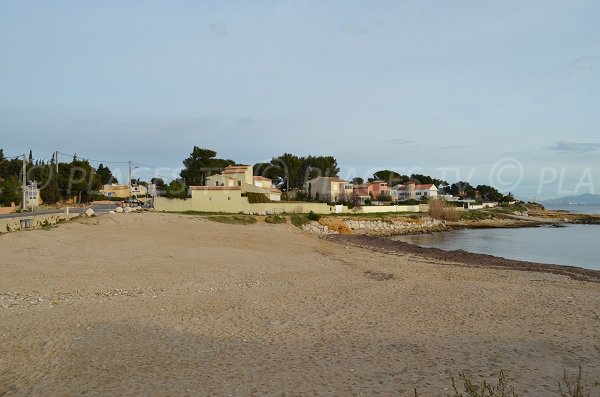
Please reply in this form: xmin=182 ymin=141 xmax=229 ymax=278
xmin=206 ymin=215 xmax=257 ymax=225
xmin=163 ymin=179 xmax=189 ymax=199
xmin=291 ymin=213 xmax=310 ymax=227
xmin=253 ymin=153 xmax=339 ymax=193
xmin=460 ymin=210 xmax=493 ymax=220
xmin=242 ymin=192 xmax=271 ymax=203
xmin=0 ymin=175 xmax=20 ymax=206
xmin=307 ymin=211 xmax=321 ymax=221
xmin=264 ymin=214 xmax=287 ymax=224
xmin=180 ymin=146 xmax=235 ymax=186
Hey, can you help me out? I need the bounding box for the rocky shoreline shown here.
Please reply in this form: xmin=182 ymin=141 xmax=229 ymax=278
xmin=324 ymin=234 xmax=600 ymax=283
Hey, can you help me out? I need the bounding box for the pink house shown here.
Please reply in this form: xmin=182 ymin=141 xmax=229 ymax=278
xmin=368 ymin=181 xmax=389 ymax=198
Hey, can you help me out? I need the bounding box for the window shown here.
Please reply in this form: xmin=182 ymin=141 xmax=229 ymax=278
xmin=237 ymin=181 xmax=241 ymax=187
xmin=227 ymin=197 xmax=231 ymax=201
xmin=208 ymin=197 xmax=212 ymax=201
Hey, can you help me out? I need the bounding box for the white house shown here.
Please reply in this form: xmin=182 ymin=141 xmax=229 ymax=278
xmin=304 ymin=177 xmax=353 ymax=202
xmin=390 ymin=181 xmax=438 ymax=201
xmin=202 ymin=165 xmax=282 ymax=201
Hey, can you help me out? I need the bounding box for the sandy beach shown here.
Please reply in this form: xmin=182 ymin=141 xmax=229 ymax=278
xmin=1 ymin=212 xmax=599 ymax=396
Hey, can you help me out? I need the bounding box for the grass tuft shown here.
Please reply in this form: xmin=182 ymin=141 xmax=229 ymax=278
xmin=265 ymin=215 xmax=287 ymax=224
xmin=207 ymin=215 xmax=257 ymax=225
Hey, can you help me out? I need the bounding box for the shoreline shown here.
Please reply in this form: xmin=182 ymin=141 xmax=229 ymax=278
xmin=324 ymin=234 xmax=600 ymax=283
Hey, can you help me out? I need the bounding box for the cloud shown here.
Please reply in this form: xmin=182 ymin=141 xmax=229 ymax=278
xmin=210 ymin=22 xmax=231 ymax=37
xmin=387 ymin=138 xmax=414 ymax=145
xmin=549 ymin=141 xmax=600 ymax=153
xmin=341 ymin=23 xmax=368 ymax=35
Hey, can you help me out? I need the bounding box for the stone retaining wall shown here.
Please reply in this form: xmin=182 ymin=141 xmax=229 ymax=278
xmin=302 ymin=217 xmax=447 ymax=236
xmin=0 ymin=213 xmax=80 ymax=234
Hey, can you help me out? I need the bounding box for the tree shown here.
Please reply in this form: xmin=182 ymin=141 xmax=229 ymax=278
xmin=164 ymin=179 xmax=189 ymax=199
xmin=40 ymin=169 xmax=61 ymax=204
xmin=410 ymin=174 xmax=448 ymax=188
xmin=58 ymin=160 xmax=102 ymax=203
xmin=475 ymin=184 xmax=503 ymax=202
xmin=254 ymin=154 xmax=340 ymax=193
xmin=151 ymin=178 xmax=166 ymax=191
xmin=0 ymin=175 xmax=21 ymax=206
xmin=180 ymin=147 xmax=235 ymax=186
xmin=371 ymin=170 xmax=407 ymax=186
xmin=353 ymin=177 xmax=364 ymax=185
xmin=500 ymin=192 xmax=515 ymax=203
xmin=449 ymin=181 xmax=476 ymax=199
xmin=97 ymin=164 xmax=115 ymax=185
xmin=303 ymin=155 xmax=339 ymax=180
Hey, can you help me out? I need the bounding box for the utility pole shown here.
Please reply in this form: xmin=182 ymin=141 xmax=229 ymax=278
xmin=21 ymin=154 xmax=27 ymax=210
xmin=128 ymin=160 xmax=132 ymax=200
xmin=55 ymin=150 xmax=59 ymax=174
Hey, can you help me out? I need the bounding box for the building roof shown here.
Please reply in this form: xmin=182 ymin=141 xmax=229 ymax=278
xmin=269 ymin=187 xmax=282 ymax=193
xmin=223 ymin=165 xmax=251 ymax=174
xmin=393 ymin=183 xmax=436 ymax=190
xmin=253 ymin=176 xmax=271 ymax=181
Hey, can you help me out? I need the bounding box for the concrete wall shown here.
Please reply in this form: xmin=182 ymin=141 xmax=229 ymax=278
xmin=0 ymin=203 xmax=17 ymax=215
xmin=154 ymin=193 xmax=347 ymax=215
xmin=352 ymin=204 xmax=429 ymax=213
xmin=248 ymin=202 xmax=346 ymax=215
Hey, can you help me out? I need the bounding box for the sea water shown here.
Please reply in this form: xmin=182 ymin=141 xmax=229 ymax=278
xmin=393 ymin=223 xmax=600 ymax=271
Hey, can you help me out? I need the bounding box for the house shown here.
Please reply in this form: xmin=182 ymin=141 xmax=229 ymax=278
xmin=368 ymin=181 xmax=389 ymax=199
xmin=390 ymin=181 xmax=438 ymax=201
xmin=303 ymin=177 xmax=352 ymax=202
xmin=201 ymin=165 xmax=281 ymax=201
xmin=352 ymin=184 xmax=370 ymax=204
xmin=99 ymin=183 xmax=147 ymax=199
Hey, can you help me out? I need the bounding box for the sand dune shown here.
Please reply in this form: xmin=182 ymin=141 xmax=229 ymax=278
xmin=1 ymin=212 xmax=599 ymax=396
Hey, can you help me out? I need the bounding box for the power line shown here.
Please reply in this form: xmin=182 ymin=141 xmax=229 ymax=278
xmin=57 ymin=151 xmax=130 ymax=164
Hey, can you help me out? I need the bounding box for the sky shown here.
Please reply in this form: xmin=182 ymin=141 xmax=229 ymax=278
xmin=1 ymin=0 xmax=599 ymax=199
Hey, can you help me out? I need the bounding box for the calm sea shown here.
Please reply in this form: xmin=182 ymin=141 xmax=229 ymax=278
xmin=544 ymin=203 xmax=600 ymax=214
xmin=393 ymin=203 xmax=600 ymax=271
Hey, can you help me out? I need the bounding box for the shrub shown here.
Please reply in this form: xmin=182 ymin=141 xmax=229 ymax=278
xmin=429 ymin=199 xmax=459 ymax=221
xmin=265 ymin=215 xmax=287 ymax=224
xmin=559 ymin=365 xmax=589 ymax=397
xmin=242 ymin=192 xmax=271 ymax=203
xmin=307 ymin=211 xmax=321 ymax=221
xmin=291 ymin=214 xmax=309 ymax=227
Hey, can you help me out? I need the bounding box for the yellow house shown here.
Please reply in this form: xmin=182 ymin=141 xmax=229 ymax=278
xmin=100 ymin=184 xmax=147 ymax=198
xmin=203 ymin=165 xmax=281 ymax=201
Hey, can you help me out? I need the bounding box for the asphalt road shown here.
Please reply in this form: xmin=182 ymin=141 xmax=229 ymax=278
xmin=0 ymin=203 xmax=119 ymax=220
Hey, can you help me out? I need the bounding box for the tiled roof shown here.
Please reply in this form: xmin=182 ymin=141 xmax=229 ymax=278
xmin=253 ymin=176 xmax=271 ymax=180
xmin=393 ymin=184 xmax=435 ymax=190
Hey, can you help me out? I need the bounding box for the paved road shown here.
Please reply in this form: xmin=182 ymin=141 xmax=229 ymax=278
xmin=0 ymin=203 xmax=118 ymax=220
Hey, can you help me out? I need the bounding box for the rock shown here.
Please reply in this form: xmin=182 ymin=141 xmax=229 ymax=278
xmin=108 ymin=210 xmax=115 ymax=215
xmin=115 ymin=207 xmax=124 ymax=213
xmin=124 ymin=207 xmax=132 ymax=213
xmin=84 ymin=208 xmax=95 ymax=217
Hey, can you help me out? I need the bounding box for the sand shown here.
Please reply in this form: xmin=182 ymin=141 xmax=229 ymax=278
xmin=0 ymin=212 xmax=599 ymax=396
